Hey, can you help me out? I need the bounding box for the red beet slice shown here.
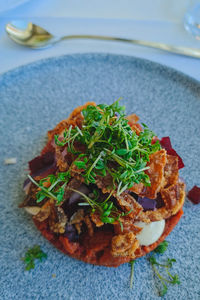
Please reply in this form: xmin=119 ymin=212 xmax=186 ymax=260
xmin=28 ymin=151 xmax=57 ymax=177
xmin=160 ymin=136 xmax=172 ymax=151
xmin=160 ymin=136 xmax=184 ymax=169
xmin=187 ymin=185 xmax=200 ymax=204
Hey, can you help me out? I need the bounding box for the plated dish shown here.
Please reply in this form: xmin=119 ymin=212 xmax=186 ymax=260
xmin=0 ymin=54 xmax=200 ymax=299
xmin=20 ymin=101 xmax=185 ymax=267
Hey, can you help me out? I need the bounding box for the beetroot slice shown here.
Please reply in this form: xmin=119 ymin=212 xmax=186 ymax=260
xmin=28 ymin=151 xmax=57 ymax=177
xmin=187 ymin=185 xmax=200 ymax=204
xmin=160 ymin=136 xmax=185 ymax=169
xmin=160 ymin=136 xmax=172 ymax=151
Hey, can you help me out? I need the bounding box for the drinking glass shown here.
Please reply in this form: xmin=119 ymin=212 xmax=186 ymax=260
xmin=184 ymin=1 xmax=200 ymax=38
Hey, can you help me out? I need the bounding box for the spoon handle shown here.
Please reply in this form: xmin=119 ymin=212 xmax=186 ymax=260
xmin=59 ymin=34 xmax=200 ymax=58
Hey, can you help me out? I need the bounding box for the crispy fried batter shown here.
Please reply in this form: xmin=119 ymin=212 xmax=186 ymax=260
xmin=161 ymin=183 xmax=181 ymax=209
xmin=33 ymin=200 xmax=52 ymax=222
xmin=126 ymin=114 xmax=140 ymax=124
xmin=144 ymin=181 xmax=185 ymax=221
xmin=140 ymin=149 xmax=166 ymax=199
xmin=111 ymin=232 xmax=139 ymax=258
xmin=114 ymin=217 xmax=142 ymax=235
xmin=95 ymin=174 xmax=113 ymax=194
xmin=90 ymin=211 xmax=104 ymax=227
xmin=55 ymin=146 xmax=69 ymax=172
xmin=126 ymin=114 xmax=142 ymax=135
xmin=64 ymin=178 xmax=82 ymax=200
xmin=129 ymin=182 xmax=144 ymax=194
xmin=164 ymin=154 xmax=179 ymax=187
xmin=47 ymin=102 xmax=96 ymax=141
xmin=115 ymin=192 xmax=143 ymax=219
xmin=48 ymin=206 xmax=67 ymax=234
xmin=84 ymin=215 xmax=94 ymax=237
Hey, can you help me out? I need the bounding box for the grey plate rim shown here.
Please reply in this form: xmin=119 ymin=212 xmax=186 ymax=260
xmin=1 ymin=52 xmax=200 ymax=87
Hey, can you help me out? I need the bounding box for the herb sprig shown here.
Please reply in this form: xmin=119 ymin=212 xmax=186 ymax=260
xmin=129 ymin=260 xmax=135 ymax=289
xmin=73 ymin=187 xmax=132 ymax=226
xmin=55 ymin=100 xmax=160 ymax=195
xmin=28 ymin=171 xmax=71 ymax=205
xmin=22 ymin=245 xmax=47 ymax=271
xmin=149 ymin=241 xmax=180 ymax=297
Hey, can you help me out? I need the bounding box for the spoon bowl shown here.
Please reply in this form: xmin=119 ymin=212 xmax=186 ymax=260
xmin=5 ymin=21 xmax=200 ymax=58
xmin=6 ymin=21 xmax=56 ymax=48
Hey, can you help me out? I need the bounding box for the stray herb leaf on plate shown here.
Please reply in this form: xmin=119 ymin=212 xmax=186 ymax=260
xmin=22 ymin=245 xmax=47 ymax=271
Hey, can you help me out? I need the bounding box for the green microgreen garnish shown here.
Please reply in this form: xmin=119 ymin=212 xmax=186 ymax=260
xmin=129 ymin=260 xmax=135 ymax=289
xmin=148 ymin=241 xmax=180 ymax=297
xmin=154 ymin=241 xmax=169 ymax=254
xmin=28 ymin=171 xmax=71 ymax=205
xmin=54 ymin=100 xmax=160 ymax=195
xmin=22 ymin=245 xmax=47 ymax=271
xmin=71 ymin=187 xmax=132 ymax=227
xmin=27 ymin=100 xmax=160 ymax=226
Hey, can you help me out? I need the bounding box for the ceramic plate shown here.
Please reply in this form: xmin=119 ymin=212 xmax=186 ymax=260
xmin=0 ymin=54 xmax=200 ymax=300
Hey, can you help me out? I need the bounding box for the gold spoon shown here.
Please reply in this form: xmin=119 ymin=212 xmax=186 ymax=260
xmin=5 ymin=21 xmax=200 ymax=58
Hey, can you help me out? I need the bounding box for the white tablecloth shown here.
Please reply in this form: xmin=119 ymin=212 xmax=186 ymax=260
xmin=0 ymin=0 xmax=200 ymax=81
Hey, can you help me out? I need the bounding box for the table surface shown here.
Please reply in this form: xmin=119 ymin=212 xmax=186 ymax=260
xmin=0 ymin=0 xmax=200 ymax=81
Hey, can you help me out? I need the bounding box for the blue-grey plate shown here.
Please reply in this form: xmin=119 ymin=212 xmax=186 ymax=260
xmin=0 ymin=54 xmax=200 ymax=300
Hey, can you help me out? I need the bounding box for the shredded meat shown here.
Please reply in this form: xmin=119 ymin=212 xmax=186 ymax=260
xmin=111 ymin=232 xmax=139 ymax=258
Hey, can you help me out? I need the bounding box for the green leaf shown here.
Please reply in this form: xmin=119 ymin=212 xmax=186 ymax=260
xmin=154 ymin=241 xmax=169 ymax=254
xmin=115 ymin=149 xmax=129 ymax=156
xmin=36 ymin=192 xmax=46 ymax=203
xmin=100 ymin=216 xmax=115 ymax=223
xmin=22 ymin=245 xmax=47 ymax=271
xmin=160 ymin=284 xmax=168 ymax=297
xmin=74 ymin=161 xmax=86 ymax=169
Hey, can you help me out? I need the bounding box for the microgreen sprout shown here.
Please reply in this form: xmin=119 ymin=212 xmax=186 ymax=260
xmin=22 ymin=245 xmax=47 ymax=271
xmin=28 ymin=171 xmax=71 ymax=205
xmin=129 ymin=260 xmax=135 ymax=289
xmin=54 ymin=100 xmax=160 ymax=195
xmin=148 ymin=241 xmax=180 ymax=297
